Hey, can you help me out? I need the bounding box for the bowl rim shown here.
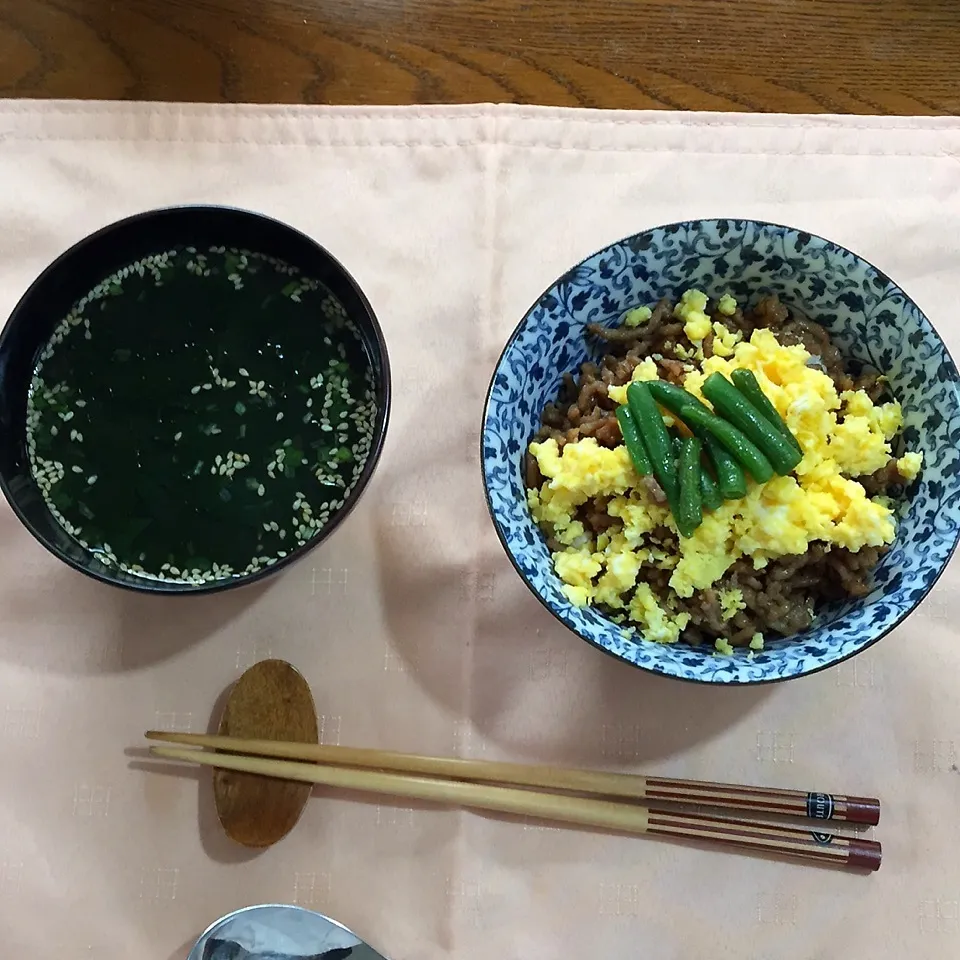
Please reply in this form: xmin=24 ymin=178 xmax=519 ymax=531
xmin=481 ymin=216 xmax=960 ymax=685
xmin=0 ymin=203 xmax=392 ymax=596
xmin=186 ymin=903 xmax=367 ymax=960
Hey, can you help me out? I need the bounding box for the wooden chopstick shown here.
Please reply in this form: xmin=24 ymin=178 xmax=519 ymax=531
xmin=145 ymin=730 xmax=880 ymax=825
xmin=149 ymin=744 xmax=881 ymax=870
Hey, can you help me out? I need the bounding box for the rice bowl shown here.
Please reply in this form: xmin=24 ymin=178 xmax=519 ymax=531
xmin=482 ymin=219 xmax=960 ymax=683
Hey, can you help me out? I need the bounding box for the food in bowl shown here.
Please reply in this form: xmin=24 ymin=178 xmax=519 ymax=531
xmin=483 ymin=219 xmax=960 ymax=683
xmin=525 ymin=287 xmax=923 ymax=653
xmin=24 ymin=245 xmax=379 ymax=586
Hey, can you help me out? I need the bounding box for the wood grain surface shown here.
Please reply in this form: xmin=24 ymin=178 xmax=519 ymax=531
xmin=213 ymin=659 xmax=319 ymax=849
xmin=1 ymin=0 xmax=958 ymax=114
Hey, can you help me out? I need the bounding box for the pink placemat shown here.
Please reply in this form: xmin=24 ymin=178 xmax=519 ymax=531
xmin=2 ymin=101 xmax=960 ymax=960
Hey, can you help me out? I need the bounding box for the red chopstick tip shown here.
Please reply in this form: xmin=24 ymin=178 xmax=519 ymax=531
xmin=848 ymin=839 xmax=882 ymax=872
xmin=845 ymin=798 xmax=881 ymax=826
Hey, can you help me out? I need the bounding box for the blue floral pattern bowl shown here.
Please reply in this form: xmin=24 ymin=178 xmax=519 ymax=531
xmin=482 ymin=219 xmax=960 ymax=684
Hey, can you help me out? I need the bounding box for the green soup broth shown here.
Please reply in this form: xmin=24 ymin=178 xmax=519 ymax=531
xmin=25 ymin=245 xmax=377 ymax=584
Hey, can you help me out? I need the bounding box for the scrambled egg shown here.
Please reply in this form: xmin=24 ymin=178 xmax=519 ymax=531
xmin=717 ymin=293 xmax=738 ymax=317
xmin=898 ymin=452 xmax=923 ymax=481
xmin=674 ymin=289 xmax=713 ymax=342
xmin=528 ymin=295 xmax=922 ymax=650
xmin=623 ymin=305 xmax=653 ymax=328
xmin=718 ymin=588 xmax=746 ymax=620
xmin=710 ymin=322 xmax=741 ymax=357
xmin=606 ymin=357 xmax=660 ymax=406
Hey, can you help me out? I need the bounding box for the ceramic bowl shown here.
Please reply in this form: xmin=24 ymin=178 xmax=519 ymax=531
xmin=0 ymin=206 xmax=391 ymax=595
xmin=482 ymin=218 xmax=960 ymax=683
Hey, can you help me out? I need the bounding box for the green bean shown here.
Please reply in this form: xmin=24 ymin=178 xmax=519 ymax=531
xmin=647 ymin=380 xmax=747 ymax=500
xmin=702 ymin=433 xmax=747 ymax=500
xmin=701 ymin=372 xmax=802 ymax=475
xmin=626 ymin=382 xmax=678 ymax=500
xmin=615 ymin=405 xmax=653 ymax=477
xmin=671 ymin=433 xmax=717 ymax=516
xmin=676 ymin=436 xmax=703 ymax=537
xmin=679 ymin=403 xmax=775 ymax=484
xmin=699 ymin=461 xmax=723 ymax=511
xmin=730 ymin=368 xmax=803 ymax=454
xmin=646 ymin=380 xmax=705 ymax=418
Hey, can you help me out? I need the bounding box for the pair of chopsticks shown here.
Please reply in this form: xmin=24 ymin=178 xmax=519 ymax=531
xmin=146 ymin=732 xmax=882 ymax=871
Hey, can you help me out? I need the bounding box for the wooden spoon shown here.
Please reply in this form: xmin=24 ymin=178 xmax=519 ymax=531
xmin=213 ymin=658 xmax=319 ymax=848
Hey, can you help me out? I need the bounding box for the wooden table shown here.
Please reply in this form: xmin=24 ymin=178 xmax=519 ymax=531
xmin=1 ymin=0 xmax=958 ymax=114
